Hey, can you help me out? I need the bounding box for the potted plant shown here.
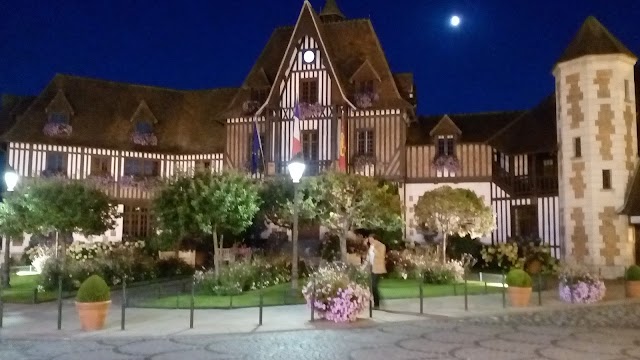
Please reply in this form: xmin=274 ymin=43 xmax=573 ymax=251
xmin=75 ymin=274 xmax=111 ymax=331
xmin=626 ymin=265 xmax=640 ymax=298
xmin=557 ymin=263 xmax=605 ymax=304
xmin=506 ymin=268 xmax=532 ymax=307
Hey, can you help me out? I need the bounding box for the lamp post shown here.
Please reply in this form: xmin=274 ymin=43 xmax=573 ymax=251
xmin=287 ymin=155 xmax=305 ymax=290
xmin=1 ymin=167 xmax=19 ymax=288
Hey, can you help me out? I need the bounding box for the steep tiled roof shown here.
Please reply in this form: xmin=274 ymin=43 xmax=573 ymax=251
xmin=488 ymin=95 xmax=557 ymax=154
xmin=556 ymin=16 xmax=637 ymax=64
xmin=407 ymin=111 xmax=523 ymax=145
xmin=0 ymin=95 xmax=35 ymax=137
xmin=225 ymin=6 xmax=412 ymax=117
xmin=320 ymin=0 xmax=345 ymax=22
xmin=3 ymin=74 xmax=237 ymax=154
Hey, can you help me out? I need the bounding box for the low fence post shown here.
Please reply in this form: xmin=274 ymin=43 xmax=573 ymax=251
xmin=624 ymin=266 xmax=628 ymax=299
xmin=33 ymin=288 xmax=38 ymax=304
xmin=57 ymin=276 xmax=63 ymax=330
xmin=310 ymin=280 xmax=316 ymax=322
xmin=464 ymin=275 xmax=468 ymax=312
xmin=0 ymin=277 xmax=4 ymax=328
xmin=121 ymin=276 xmax=126 ymax=331
xmin=189 ymin=277 xmax=195 ymax=329
xmin=537 ymin=272 xmax=542 ymax=306
xmin=501 ymin=271 xmax=506 ymax=309
xmin=453 ymin=282 xmax=458 ymax=296
xmin=259 ymin=290 xmax=264 ymax=326
xmin=419 ymin=275 xmax=424 ymax=315
xmin=369 ymin=271 xmax=373 ymax=318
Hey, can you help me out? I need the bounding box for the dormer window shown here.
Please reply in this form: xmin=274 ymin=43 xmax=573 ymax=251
xmin=49 ymin=112 xmax=69 ymax=124
xmin=136 ymin=121 xmax=153 ymax=134
xmin=131 ymin=120 xmax=157 ymax=146
xmin=436 ymin=135 xmax=455 ymax=157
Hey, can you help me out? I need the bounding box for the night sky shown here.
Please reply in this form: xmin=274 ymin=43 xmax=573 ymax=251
xmin=1 ymin=0 xmax=639 ymax=115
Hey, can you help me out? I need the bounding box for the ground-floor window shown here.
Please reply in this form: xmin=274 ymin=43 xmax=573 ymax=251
xmin=122 ymin=203 xmax=153 ymax=239
xmin=511 ymin=204 xmax=538 ymax=238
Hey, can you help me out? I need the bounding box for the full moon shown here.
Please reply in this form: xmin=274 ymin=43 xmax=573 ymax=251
xmin=450 ymin=15 xmax=461 ymax=27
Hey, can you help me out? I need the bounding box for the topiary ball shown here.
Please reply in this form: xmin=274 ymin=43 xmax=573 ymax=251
xmin=626 ymin=265 xmax=640 ymax=281
xmin=506 ymin=269 xmax=532 ymax=288
xmin=76 ymin=275 xmax=111 ymax=303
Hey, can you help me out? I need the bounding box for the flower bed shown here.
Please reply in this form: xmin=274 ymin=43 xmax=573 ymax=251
xmin=557 ymin=263 xmax=605 ymax=304
xmin=386 ymin=248 xmax=470 ymax=284
xmin=194 ymin=255 xmax=293 ymax=295
xmin=302 ymin=262 xmax=370 ymax=323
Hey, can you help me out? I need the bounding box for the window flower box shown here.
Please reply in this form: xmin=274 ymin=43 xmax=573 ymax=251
xmin=87 ymin=174 xmax=115 ymax=187
xmin=242 ymin=100 xmax=260 ymax=115
xmin=131 ymin=132 xmax=158 ymax=146
xmin=299 ymin=102 xmax=324 ymax=119
xmin=431 ymin=154 xmax=460 ymax=173
xmin=41 ymin=169 xmax=68 ymax=179
xmin=351 ymin=153 xmax=376 ymax=172
xmin=354 ymin=91 xmax=379 ymax=109
xmin=43 ymin=122 xmax=73 ymax=138
xmin=119 ymin=175 xmax=160 ymax=191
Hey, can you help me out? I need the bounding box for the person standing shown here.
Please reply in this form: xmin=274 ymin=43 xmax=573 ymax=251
xmin=359 ymin=230 xmax=386 ymax=309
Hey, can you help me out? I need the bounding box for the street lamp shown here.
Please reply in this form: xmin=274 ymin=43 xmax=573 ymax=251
xmin=2 ymin=167 xmax=19 ymax=288
xmin=287 ymin=155 xmax=305 ymax=290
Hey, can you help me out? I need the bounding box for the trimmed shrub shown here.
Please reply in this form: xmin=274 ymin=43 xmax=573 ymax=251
xmin=626 ymin=265 xmax=640 ymax=281
xmin=76 ymin=275 xmax=110 ymax=303
xmin=506 ymin=269 xmax=532 ymax=288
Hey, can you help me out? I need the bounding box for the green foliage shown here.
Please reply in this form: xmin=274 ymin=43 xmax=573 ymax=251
xmin=481 ymin=242 xmax=521 ymax=271
xmin=506 ymin=269 xmax=532 ymax=288
xmin=414 ymin=186 xmax=495 ymax=262
xmin=446 ymin=235 xmax=483 ymax=264
xmin=153 ymin=175 xmax=203 ymax=248
xmin=626 ymin=265 xmax=640 ymax=281
xmin=76 ymin=275 xmax=111 ymax=302
xmin=195 ymin=255 xmax=299 ymax=295
xmin=10 ymin=179 xmax=119 ymax=236
xmin=156 ymin=258 xmax=195 ymax=278
xmin=257 ymin=175 xmax=315 ymax=229
xmin=303 ymin=171 xmax=403 ymax=260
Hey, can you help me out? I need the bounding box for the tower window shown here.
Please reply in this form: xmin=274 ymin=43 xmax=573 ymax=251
xmin=625 ymin=79 xmax=631 ymax=102
xmin=573 ymin=137 xmax=582 ymax=158
xmin=602 ymin=169 xmax=612 ymax=190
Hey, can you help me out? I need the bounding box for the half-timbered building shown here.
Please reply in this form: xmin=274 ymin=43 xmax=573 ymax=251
xmin=2 ymin=2 xmax=640 ymax=277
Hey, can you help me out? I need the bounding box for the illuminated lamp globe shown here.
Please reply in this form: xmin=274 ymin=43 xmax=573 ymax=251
xmin=287 ymin=156 xmax=306 ymax=184
xmin=4 ymin=168 xmax=19 ymax=192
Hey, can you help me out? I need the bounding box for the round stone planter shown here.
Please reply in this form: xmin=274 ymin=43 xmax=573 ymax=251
xmin=626 ymin=280 xmax=640 ymax=298
xmin=508 ymin=286 xmax=532 ymax=307
xmin=76 ymin=300 xmax=111 ymax=331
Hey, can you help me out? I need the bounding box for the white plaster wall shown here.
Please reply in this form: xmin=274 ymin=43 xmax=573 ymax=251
xmin=402 ymin=182 xmax=493 ymax=244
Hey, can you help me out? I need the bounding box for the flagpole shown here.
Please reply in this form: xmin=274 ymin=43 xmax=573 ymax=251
xmin=253 ymin=115 xmax=266 ymax=174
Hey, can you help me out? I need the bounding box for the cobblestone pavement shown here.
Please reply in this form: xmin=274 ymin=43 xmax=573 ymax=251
xmin=2 ymin=303 xmax=640 ymax=359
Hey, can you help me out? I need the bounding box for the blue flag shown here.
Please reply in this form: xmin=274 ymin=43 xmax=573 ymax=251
xmin=251 ymin=121 xmax=261 ymax=174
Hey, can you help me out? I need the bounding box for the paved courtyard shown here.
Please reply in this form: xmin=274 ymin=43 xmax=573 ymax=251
xmin=2 ymin=302 xmax=640 ymax=359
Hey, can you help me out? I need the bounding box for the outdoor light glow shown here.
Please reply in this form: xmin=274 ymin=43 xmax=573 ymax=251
xmin=287 ymin=159 xmax=306 ymax=183
xmin=450 ymin=15 xmax=461 ymax=27
xmin=4 ymin=169 xmax=19 ymax=192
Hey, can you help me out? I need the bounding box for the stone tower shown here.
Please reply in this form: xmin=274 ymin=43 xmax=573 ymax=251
xmin=554 ymin=16 xmax=638 ymax=278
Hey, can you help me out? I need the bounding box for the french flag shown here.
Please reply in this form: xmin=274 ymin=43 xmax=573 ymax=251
xmin=292 ymin=102 xmax=302 ymax=158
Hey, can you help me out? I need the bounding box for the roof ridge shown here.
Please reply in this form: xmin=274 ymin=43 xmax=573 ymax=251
xmin=53 ymin=73 xmax=235 ymax=94
xmin=420 ymin=110 xmax=525 ymax=118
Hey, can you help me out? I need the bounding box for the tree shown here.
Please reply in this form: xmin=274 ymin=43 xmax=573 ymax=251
xmin=0 ymin=190 xmax=32 ymax=287
xmin=153 ymin=175 xmax=202 ymax=253
xmin=154 ymin=171 xmax=261 ymax=276
xmin=258 ymin=175 xmax=316 ymax=229
xmin=0 ymin=179 xmax=119 ymax=286
xmin=304 ymin=171 xmax=403 ymax=262
xmin=413 ymin=186 xmax=496 ymax=263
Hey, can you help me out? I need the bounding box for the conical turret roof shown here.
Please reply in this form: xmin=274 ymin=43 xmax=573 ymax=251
xmin=556 ymin=16 xmax=636 ymax=64
xmin=320 ymin=0 xmax=345 ymax=22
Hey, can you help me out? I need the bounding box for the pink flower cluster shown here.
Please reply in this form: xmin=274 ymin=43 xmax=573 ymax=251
xmin=354 ymin=91 xmax=380 ymax=109
xmin=43 ymin=122 xmax=72 ymax=137
xmin=558 ymin=280 xmax=606 ymax=304
xmin=299 ymin=103 xmax=324 ymax=119
xmin=302 ymin=262 xmax=371 ymax=323
xmin=131 ymin=132 xmax=158 ymax=146
xmin=431 ymin=154 xmax=460 ymax=173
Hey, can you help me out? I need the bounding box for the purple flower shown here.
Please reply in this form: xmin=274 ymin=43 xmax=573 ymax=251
xmin=558 ymin=280 xmax=606 ymax=304
xmin=298 ymin=103 xmax=324 ymax=119
xmin=354 ymin=91 xmax=380 ymax=109
xmin=431 ymin=154 xmax=460 ymax=173
xmin=43 ymin=122 xmax=72 ymax=137
xmin=131 ymin=132 xmax=158 ymax=146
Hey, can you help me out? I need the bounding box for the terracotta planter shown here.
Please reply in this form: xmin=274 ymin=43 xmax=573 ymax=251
xmin=508 ymin=286 xmax=532 ymax=307
xmin=525 ymin=259 xmax=542 ymax=275
xmin=626 ymin=280 xmax=640 ymax=298
xmin=75 ymin=300 xmax=111 ymax=331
